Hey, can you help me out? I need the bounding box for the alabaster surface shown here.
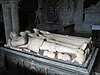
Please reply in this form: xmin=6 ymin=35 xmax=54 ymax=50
xmin=58 ymin=53 xmax=71 ymax=61
xmin=5 ymin=28 xmax=93 ymax=64
xmin=43 ymin=50 xmax=55 ymax=58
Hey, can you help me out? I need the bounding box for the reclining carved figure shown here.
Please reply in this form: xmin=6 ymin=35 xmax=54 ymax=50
xmin=5 ymin=28 xmax=92 ymax=64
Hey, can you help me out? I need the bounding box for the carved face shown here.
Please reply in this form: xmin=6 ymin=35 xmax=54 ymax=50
xmin=10 ymin=32 xmax=18 ymax=40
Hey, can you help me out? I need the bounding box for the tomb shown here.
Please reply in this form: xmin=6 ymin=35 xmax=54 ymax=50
xmin=0 ymin=0 xmax=99 ymax=75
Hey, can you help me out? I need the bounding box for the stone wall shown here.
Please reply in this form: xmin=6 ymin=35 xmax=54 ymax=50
xmin=36 ymin=0 xmax=85 ymax=34
xmin=82 ymin=1 xmax=100 ymax=33
xmin=0 ymin=0 xmax=19 ymax=43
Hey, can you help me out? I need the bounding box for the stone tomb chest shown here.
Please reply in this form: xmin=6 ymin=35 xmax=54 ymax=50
xmin=0 ymin=47 xmax=98 ymax=75
xmin=0 ymin=29 xmax=98 ymax=75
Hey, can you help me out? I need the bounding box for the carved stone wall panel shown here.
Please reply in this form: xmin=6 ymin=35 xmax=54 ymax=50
xmin=37 ymin=0 xmax=84 ymax=33
xmin=41 ymin=0 xmax=48 ymax=25
xmin=11 ymin=3 xmax=19 ymax=34
xmin=47 ymin=0 xmax=60 ymax=23
xmin=74 ymin=0 xmax=84 ymax=32
xmin=2 ymin=4 xmax=12 ymax=42
xmin=60 ymin=0 xmax=75 ymax=26
xmin=1 ymin=0 xmax=19 ymax=43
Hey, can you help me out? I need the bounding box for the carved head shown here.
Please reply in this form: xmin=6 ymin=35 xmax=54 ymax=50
xmin=10 ymin=31 xmax=18 ymax=40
